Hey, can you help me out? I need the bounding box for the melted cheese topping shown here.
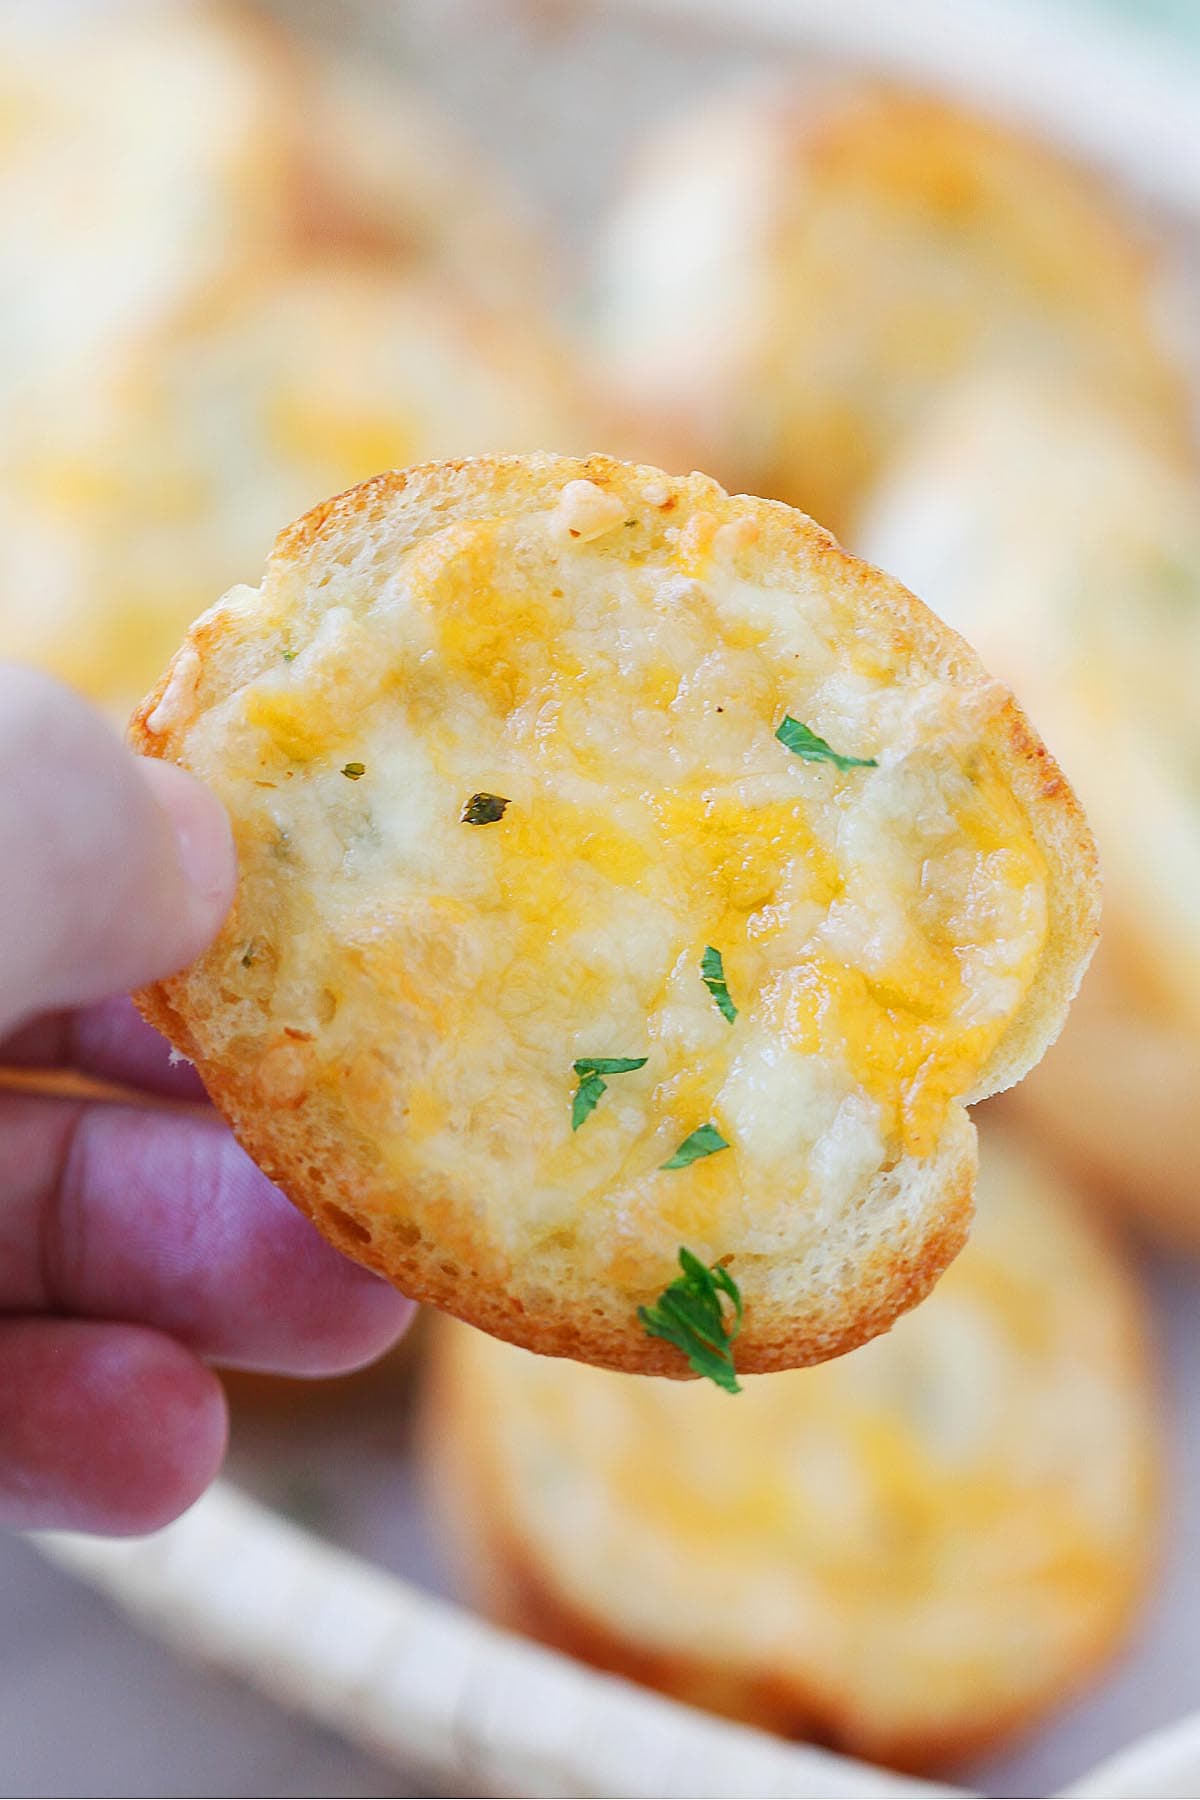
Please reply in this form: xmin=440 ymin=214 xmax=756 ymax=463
xmin=176 ymin=478 xmax=1048 ymax=1294
xmin=452 ymin=1139 xmax=1155 ymax=1745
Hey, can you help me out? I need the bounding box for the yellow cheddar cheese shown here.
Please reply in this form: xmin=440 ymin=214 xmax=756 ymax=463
xmin=131 ymin=455 xmax=1097 ymax=1375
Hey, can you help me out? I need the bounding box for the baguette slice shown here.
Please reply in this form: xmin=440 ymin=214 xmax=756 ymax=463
xmin=422 ymin=1131 xmax=1160 ymax=1771
xmin=131 ymin=454 xmax=1097 ymax=1373
xmin=0 ymin=264 xmax=590 ymax=716
xmin=0 ymin=0 xmax=542 ymax=413
xmin=594 ymin=82 xmax=1187 ymax=535
xmin=0 ymin=266 xmax=590 ymax=717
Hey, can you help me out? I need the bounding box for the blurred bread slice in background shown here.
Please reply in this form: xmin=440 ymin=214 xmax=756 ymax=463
xmin=0 ymin=1 xmax=593 ymax=716
xmin=423 ymin=1129 xmax=1159 ymax=1773
xmin=0 ymin=0 xmax=546 ymax=411
xmin=861 ymin=376 xmax=1200 ymax=1247
xmin=284 ymin=41 xmax=552 ymax=312
xmin=591 ymin=82 xmax=1190 ymax=538
xmin=0 ymin=0 xmax=296 ymax=413
xmin=0 ymin=266 xmax=593 ymax=713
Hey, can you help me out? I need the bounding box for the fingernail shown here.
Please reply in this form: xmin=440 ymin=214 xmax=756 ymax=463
xmin=138 ymin=759 xmax=237 ymax=915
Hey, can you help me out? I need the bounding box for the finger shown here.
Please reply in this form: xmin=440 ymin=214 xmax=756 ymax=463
xmin=1 ymin=997 xmax=209 ymax=1102
xmin=0 ymin=1096 xmax=414 ymax=1375
xmin=0 ymin=1319 xmax=226 ymax=1535
xmin=0 ymin=665 xmax=235 ymax=1036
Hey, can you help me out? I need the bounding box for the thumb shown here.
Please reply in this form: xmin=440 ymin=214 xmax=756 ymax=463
xmin=0 ymin=665 xmax=235 ymax=1035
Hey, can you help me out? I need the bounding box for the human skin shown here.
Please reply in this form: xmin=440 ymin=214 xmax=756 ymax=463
xmin=0 ymin=664 xmax=412 ymax=1535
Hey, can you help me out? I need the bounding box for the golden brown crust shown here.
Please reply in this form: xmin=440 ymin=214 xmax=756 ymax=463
xmin=131 ymin=453 xmax=1097 ymax=1375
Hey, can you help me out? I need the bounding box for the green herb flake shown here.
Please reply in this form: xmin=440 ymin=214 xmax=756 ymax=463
xmin=700 ymin=945 xmax=737 ymax=1023
xmin=638 ymin=1247 xmax=743 ymax=1393
xmin=575 ymin=1056 xmax=651 ymax=1077
xmin=341 ymin=761 xmax=366 ymax=780
xmin=462 ymin=792 xmax=510 ymax=825
xmin=571 ymin=1070 xmax=607 ymax=1131
xmin=775 ymin=714 xmax=876 ymax=771
xmin=660 ymin=1123 xmax=729 ymax=1169
xmin=281 ymin=647 xmax=298 ymax=663
xmin=570 ymin=1055 xmax=648 ymax=1131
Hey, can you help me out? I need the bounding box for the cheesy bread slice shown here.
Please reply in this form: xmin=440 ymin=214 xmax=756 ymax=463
xmin=131 ymin=455 xmax=1097 ymax=1373
xmin=0 ymin=267 xmax=589 ymax=718
xmin=423 ymin=1131 xmax=1158 ymax=1770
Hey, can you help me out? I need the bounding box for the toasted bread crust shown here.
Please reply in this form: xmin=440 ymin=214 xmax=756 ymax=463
xmin=132 ymin=454 xmax=1097 ymax=1374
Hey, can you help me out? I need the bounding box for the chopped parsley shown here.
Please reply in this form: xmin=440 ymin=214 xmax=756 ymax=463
xmin=638 ymin=1247 xmax=743 ymax=1393
xmin=341 ymin=762 xmax=366 ymax=780
xmin=571 ymin=1055 xmax=648 ymax=1131
xmin=462 ymin=792 xmax=510 ymax=825
xmin=661 ymin=1123 xmax=729 ymax=1169
xmin=572 ymin=1070 xmax=607 ymax=1130
xmin=281 ymin=647 xmax=298 ymax=662
xmin=775 ymin=714 xmax=876 ymax=771
xmin=700 ymin=945 xmax=737 ymax=1024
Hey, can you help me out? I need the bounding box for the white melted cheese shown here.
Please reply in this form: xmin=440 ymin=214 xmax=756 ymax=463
xmin=188 ymin=478 xmax=1049 ymax=1292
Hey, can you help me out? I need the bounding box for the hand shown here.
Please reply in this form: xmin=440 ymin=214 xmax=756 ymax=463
xmin=0 ymin=666 xmax=412 ymax=1536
